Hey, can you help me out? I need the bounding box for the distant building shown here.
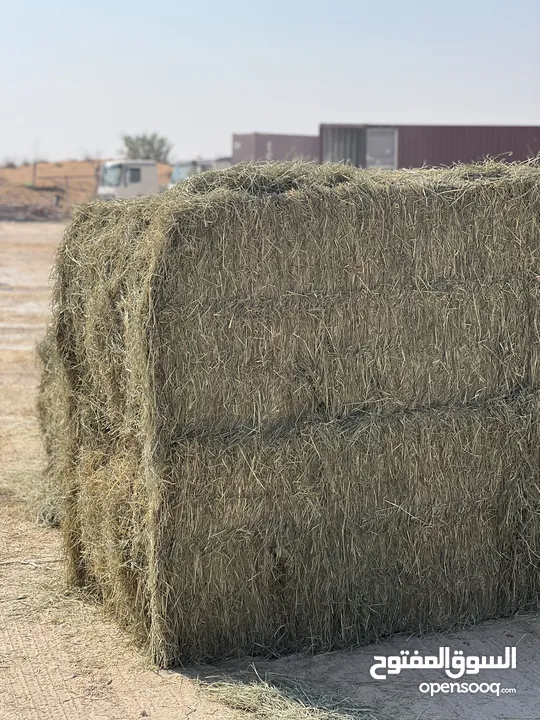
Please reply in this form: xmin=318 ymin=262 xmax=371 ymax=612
xmin=232 ymin=133 xmax=319 ymax=163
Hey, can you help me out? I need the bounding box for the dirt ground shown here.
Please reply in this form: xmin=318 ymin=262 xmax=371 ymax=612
xmin=2 ymin=221 xmax=540 ymax=720
xmin=0 ymin=222 xmax=241 ymax=720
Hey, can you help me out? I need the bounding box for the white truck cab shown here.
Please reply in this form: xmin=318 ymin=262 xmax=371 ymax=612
xmin=167 ymin=157 xmax=231 ymax=189
xmin=167 ymin=159 xmax=213 ymax=190
xmin=97 ymin=159 xmax=159 ymax=200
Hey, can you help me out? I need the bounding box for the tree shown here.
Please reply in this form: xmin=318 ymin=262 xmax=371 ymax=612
xmin=120 ymin=133 xmax=172 ymax=163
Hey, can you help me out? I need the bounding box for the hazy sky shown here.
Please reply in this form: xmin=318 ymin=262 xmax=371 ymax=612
xmin=2 ymin=0 xmax=539 ymax=163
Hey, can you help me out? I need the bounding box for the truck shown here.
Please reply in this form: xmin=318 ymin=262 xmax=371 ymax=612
xmin=167 ymin=157 xmax=232 ymax=189
xmin=97 ymin=159 xmax=160 ymax=200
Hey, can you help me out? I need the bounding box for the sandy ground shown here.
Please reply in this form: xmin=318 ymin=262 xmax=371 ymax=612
xmin=0 ymin=222 xmax=240 ymax=720
xmin=2 ymin=220 xmax=540 ymax=720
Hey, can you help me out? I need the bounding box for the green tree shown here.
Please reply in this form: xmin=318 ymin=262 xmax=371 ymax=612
xmin=120 ymin=133 xmax=172 ymax=163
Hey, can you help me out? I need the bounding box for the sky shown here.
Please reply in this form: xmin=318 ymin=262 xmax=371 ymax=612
xmin=2 ymin=0 xmax=539 ymax=163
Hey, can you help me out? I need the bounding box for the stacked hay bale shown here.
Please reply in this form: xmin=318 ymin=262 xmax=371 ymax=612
xmin=39 ymin=161 xmax=540 ymax=666
xmin=36 ymin=330 xmax=68 ymax=526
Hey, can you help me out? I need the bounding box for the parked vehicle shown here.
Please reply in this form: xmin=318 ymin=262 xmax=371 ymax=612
xmin=167 ymin=157 xmax=232 ymax=189
xmin=97 ymin=159 xmax=159 ymax=200
xmin=213 ymin=156 xmax=232 ymax=170
xmin=168 ymin=160 xmax=210 ymax=189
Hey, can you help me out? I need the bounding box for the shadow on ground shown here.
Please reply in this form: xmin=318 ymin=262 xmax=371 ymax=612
xmin=182 ymin=617 xmax=540 ymax=720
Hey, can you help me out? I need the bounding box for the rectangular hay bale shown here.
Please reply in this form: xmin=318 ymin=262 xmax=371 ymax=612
xmin=40 ymin=161 xmax=540 ymax=665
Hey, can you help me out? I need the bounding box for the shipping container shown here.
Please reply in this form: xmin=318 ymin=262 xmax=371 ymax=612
xmin=320 ymin=124 xmax=366 ymax=166
xmin=397 ymin=126 xmax=540 ymax=168
xmin=320 ymin=124 xmax=540 ymax=169
xmin=238 ymin=126 xmax=540 ymax=169
xmin=232 ymin=133 xmax=319 ymax=163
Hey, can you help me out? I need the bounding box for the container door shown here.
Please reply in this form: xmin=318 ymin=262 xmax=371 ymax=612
xmin=366 ymin=127 xmax=398 ymax=169
xmin=320 ymin=126 xmax=366 ymax=167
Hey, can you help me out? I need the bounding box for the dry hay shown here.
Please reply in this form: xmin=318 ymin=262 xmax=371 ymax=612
xmin=36 ymin=329 xmax=69 ymax=526
xmin=38 ymin=160 xmax=540 ymax=666
xmin=199 ymin=676 xmax=371 ymax=719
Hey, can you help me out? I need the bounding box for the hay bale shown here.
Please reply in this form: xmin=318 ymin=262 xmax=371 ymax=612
xmin=36 ymin=328 xmax=70 ymax=526
xmin=39 ymin=161 xmax=540 ymax=666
